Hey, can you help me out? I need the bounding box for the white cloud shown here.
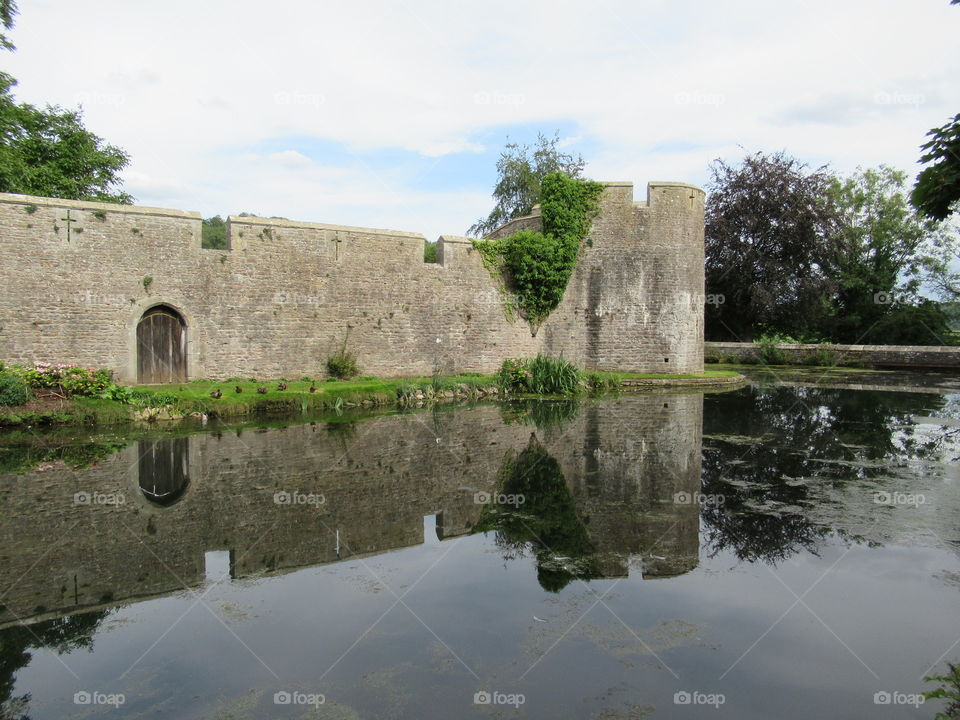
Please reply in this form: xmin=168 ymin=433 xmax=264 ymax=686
xmin=3 ymin=0 xmax=958 ymax=238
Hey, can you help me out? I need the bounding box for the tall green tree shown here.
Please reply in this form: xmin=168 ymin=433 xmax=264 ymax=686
xmin=468 ymin=131 xmax=585 ymax=237
xmin=0 ymin=3 xmax=132 ymax=203
xmin=704 ymin=151 xmax=843 ymax=340
xmin=826 ymin=166 xmax=952 ymax=343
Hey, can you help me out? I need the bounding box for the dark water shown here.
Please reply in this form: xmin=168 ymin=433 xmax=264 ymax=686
xmin=1 ymin=372 xmax=959 ymax=719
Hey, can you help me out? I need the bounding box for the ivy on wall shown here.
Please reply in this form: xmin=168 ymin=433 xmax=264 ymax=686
xmin=472 ymin=173 xmax=603 ymax=334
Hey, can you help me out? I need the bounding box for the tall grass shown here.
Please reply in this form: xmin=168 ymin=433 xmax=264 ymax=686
xmin=499 ymin=354 xmax=584 ymax=395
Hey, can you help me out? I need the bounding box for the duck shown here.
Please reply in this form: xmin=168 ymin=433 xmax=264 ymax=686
xmin=257 ymin=386 xmax=268 ymax=394
xmin=277 ymin=382 xmax=288 ymax=391
xmin=309 ymin=383 xmax=317 ymax=393
xmin=210 ymin=389 xmax=222 ymax=399
xmin=235 ymin=385 xmax=243 ymax=393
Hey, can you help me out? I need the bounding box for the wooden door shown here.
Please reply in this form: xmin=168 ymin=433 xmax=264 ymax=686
xmin=137 ymin=306 xmax=186 ymax=384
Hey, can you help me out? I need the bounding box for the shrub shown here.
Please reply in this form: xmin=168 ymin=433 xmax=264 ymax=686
xmin=13 ymin=362 xmax=112 ymax=396
xmin=0 ymin=371 xmax=32 ymax=406
xmin=327 ymin=348 xmax=360 ymax=380
xmin=754 ymin=332 xmax=797 ymax=365
xmin=526 ymin=354 xmax=584 ymax=395
xmin=497 ymin=358 xmax=530 ymax=391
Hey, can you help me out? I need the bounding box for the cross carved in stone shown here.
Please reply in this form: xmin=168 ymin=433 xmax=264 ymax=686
xmin=330 ymin=231 xmax=343 ymax=260
xmin=60 ymin=208 xmax=81 ymax=242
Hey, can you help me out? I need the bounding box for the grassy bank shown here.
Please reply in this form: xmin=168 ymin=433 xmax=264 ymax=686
xmin=0 ymin=369 xmax=744 ymax=429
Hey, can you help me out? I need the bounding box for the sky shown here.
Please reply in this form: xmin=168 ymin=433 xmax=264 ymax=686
xmin=3 ymin=0 xmax=959 ymax=242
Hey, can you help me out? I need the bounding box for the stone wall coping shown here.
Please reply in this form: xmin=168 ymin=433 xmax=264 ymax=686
xmin=0 ymin=192 xmax=201 ymax=220
xmin=227 ymin=214 xmax=425 ymax=239
xmin=438 ymin=235 xmax=473 ymax=244
xmin=647 ymin=181 xmax=705 ymax=193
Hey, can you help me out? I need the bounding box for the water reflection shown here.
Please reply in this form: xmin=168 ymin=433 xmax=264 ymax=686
xmin=0 ymin=395 xmax=703 ymax=630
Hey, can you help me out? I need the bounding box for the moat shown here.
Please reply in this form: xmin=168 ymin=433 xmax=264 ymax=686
xmin=1 ymin=369 xmax=959 ymax=719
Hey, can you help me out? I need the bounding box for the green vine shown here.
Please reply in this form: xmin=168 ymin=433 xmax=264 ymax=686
xmin=471 ymin=173 xmax=603 ymax=333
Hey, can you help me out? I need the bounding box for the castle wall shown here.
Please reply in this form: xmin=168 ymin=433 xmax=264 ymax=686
xmin=0 ymin=181 xmax=704 ymax=382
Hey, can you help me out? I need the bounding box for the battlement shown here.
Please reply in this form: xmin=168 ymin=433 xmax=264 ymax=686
xmin=0 ymin=178 xmax=705 ymax=381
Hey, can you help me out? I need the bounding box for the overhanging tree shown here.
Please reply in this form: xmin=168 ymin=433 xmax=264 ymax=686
xmin=468 ymin=131 xmax=586 ymax=237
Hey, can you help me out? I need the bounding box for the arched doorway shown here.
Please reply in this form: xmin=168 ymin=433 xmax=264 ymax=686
xmin=138 ymin=437 xmax=191 ymax=507
xmin=137 ymin=305 xmax=187 ymax=384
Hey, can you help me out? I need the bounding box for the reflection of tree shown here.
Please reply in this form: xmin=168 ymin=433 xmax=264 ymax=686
xmin=924 ymin=660 xmax=960 ymax=718
xmin=0 ymin=610 xmax=108 ymax=719
xmin=476 ymin=434 xmax=599 ymax=591
xmin=499 ymin=399 xmax=581 ymax=431
xmin=701 ymin=385 xmax=953 ymax=563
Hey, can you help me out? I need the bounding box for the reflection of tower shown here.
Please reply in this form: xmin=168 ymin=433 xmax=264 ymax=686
xmin=554 ymin=393 xmax=703 ymax=579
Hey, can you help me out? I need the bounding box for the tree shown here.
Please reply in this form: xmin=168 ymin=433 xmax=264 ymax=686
xmin=912 ymin=113 xmax=960 ymax=222
xmin=201 ymin=215 xmax=227 ymax=249
xmin=0 ymin=74 xmax=132 ymax=203
xmin=467 ymin=131 xmax=585 ymax=237
xmin=826 ymin=166 xmax=954 ymax=344
xmin=704 ymin=151 xmax=843 ymax=340
xmin=0 ymin=5 xmax=132 ymax=203
xmin=0 ymin=0 xmax=16 ymax=51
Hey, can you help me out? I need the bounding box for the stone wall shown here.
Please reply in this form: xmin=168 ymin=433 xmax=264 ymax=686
xmin=705 ymin=341 xmax=960 ymax=369
xmin=0 ymin=394 xmax=702 ymax=627
xmin=0 ymin=181 xmax=704 ymax=382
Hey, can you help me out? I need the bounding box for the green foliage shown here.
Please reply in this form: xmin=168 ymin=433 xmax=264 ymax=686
xmin=913 ymin=112 xmax=960 ymax=221
xmin=0 ymin=0 xmax=17 ymax=51
xmin=586 ymin=372 xmax=620 ymax=392
xmin=498 ymin=354 xmax=584 ymax=395
xmin=468 ymin=131 xmax=587 ymax=237
xmin=202 ymin=215 xmax=227 ymax=249
xmin=423 ymin=240 xmax=438 ymax=263
xmin=11 ymin=362 xmax=112 ymax=395
xmin=0 ymin=72 xmax=132 ymax=203
xmin=327 ymin=347 xmax=360 ymax=380
xmin=924 ymin=662 xmax=960 ymax=719
xmin=472 ymin=173 xmax=602 ymax=328
xmin=0 ymin=370 xmax=30 ymax=406
xmin=755 ymin=332 xmax=797 ymax=365
xmin=142 ymin=276 xmax=152 ymax=292
xmin=705 ymin=151 xmax=842 ymax=341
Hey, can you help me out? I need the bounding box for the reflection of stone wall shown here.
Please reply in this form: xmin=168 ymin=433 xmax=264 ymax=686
xmin=0 ymin=395 xmax=702 ymax=627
